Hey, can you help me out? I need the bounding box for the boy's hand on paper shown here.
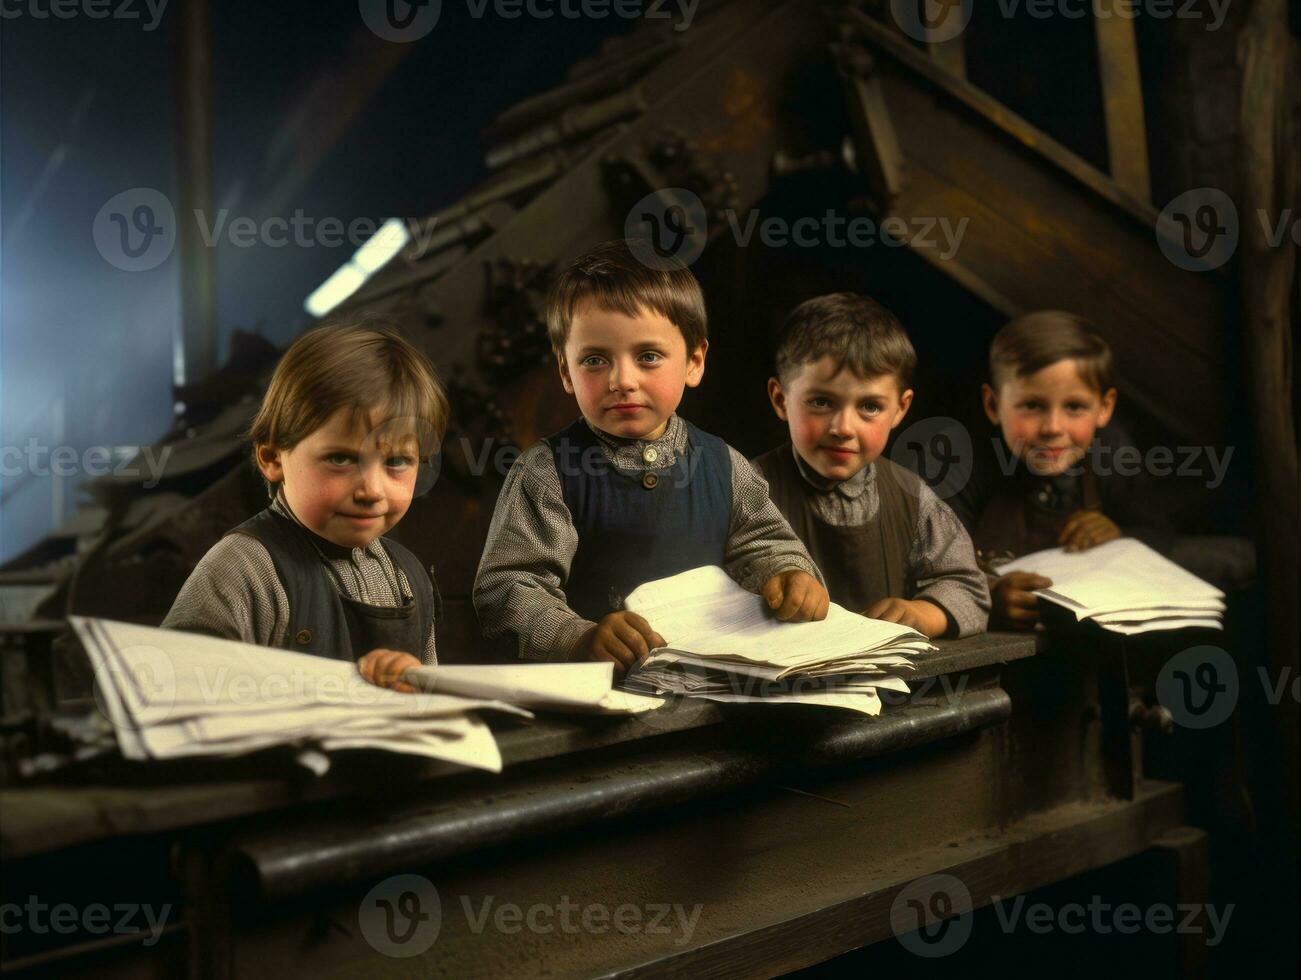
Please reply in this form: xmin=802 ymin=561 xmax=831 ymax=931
xmin=574 ymin=612 xmax=665 ymax=674
xmin=762 ymin=569 xmax=830 ymax=623
xmin=863 ymin=597 xmax=949 ymax=638
xmin=990 ymin=572 xmax=1053 ymax=629
xmin=1059 ymin=510 xmax=1121 ymax=552
xmin=357 ymin=649 xmax=422 ymax=693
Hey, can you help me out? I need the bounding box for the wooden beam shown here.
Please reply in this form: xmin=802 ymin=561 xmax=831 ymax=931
xmin=1238 ymin=0 xmax=1299 ymax=830
xmin=1093 ymin=0 xmax=1152 ymax=201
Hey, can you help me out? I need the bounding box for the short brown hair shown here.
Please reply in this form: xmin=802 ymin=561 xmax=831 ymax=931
xmin=989 ymin=311 xmax=1114 ymax=393
xmin=249 ymin=316 xmax=449 ymax=471
xmin=546 ymin=239 xmax=707 ymax=360
xmin=774 ymin=292 xmax=916 ymax=389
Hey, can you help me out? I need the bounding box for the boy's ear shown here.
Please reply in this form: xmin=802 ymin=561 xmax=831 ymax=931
xmin=557 ymin=353 xmax=575 ymax=395
xmin=981 ymin=383 xmax=1000 ymax=426
xmin=255 ymin=444 xmax=284 ymax=483
xmin=767 ymin=377 xmax=789 ymax=422
xmin=1097 ymin=387 xmax=1118 ymax=427
xmin=684 ymin=340 xmax=708 ymax=388
xmin=891 ymin=388 xmax=915 ymax=430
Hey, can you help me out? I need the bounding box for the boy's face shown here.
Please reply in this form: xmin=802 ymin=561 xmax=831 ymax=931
xmin=256 ymin=406 xmax=420 ymax=549
xmin=768 ymin=356 xmax=914 ymax=482
xmin=558 ymin=299 xmax=706 ymax=442
xmin=982 ymin=358 xmax=1117 ymax=476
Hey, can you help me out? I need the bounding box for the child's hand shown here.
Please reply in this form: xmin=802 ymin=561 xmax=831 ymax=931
xmin=573 ymin=612 xmax=665 ymax=674
xmin=357 ymin=648 xmax=422 ymax=693
xmin=1059 ymin=510 xmax=1121 ymax=552
xmin=863 ymin=597 xmax=948 ymax=638
xmin=762 ymin=569 xmax=830 ymax=623
xmin=990 ymin=572 xmax=1053 ymax=629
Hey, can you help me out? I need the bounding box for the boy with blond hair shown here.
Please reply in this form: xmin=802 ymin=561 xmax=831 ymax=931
xmin=165 ymin=317 xmax=447 ymax=689
xmin=474 ymin=239 xmax=828 ymax=671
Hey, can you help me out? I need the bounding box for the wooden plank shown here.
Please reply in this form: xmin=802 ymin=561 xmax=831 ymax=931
xmin=225 ymin=777 xmax=1184 ymax=977
xmin=1093 ymin=0 xmax=1151 ymax=201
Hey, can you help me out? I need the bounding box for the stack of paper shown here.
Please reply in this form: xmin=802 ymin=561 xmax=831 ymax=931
xmin=71 ymin=617 xmax=529 ymax=773
xmin=999 ymin=538 xmax=1225 ymax=634
xmin=622 ymin=566 xmax=934 ymax=717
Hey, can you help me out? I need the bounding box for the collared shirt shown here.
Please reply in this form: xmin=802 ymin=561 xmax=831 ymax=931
xmin=789 ymin=446 xmax=990 ymax=637
xmin=162 ymin=492 xmax=438 ymax=664
xmin=473 ymin=415 xmax=821 ymax=661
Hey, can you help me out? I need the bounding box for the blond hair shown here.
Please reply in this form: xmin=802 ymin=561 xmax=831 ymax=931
xmin=249 ymin=316 xmax=449 ymax=472
xmin=989 ymin=311 xmax=1115 ymax=393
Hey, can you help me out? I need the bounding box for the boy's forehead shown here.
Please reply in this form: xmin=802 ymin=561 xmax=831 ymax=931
xmin=1004 ymin=357 xmax=1099 ymax=396
xmin=568 ymin=300 xmax=684 ymax=347
xmin=315 ymin=405 xmax=424 ymax=445
xmin=789 ymin=355 xmax=903 ymax=395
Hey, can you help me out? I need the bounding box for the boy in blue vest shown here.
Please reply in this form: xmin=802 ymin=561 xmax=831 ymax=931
xmin=474 ymin=239 xmax=828 ymax=672
xmin=164 ymin=319 xmax=446 ymax=691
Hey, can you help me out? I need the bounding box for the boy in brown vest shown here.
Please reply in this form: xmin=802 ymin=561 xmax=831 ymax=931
xmin=950 ymin=311 xmax=1163 ymax=629
xmin=753 ymin=293 xmax=989 ymax=638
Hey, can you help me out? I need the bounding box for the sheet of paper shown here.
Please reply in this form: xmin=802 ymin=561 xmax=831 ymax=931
xmin=1000 ymin=539 xmax=1223 ymax=615
xmin=1099 ymin=618 xmax=1224 ymax=635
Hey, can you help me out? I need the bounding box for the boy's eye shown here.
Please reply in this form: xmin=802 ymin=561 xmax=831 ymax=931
xmin=808 ymin=397 xmax=832 ymax=409
xmin=860 ymin=401 xmax=883 ymax=415
xmin=386 ymin=455 xmax=416 ymax=470
xmin=325 ymin=453 xmax=354 ymax=466
xmin=637 ymin=351 xmax=663 ymax=364
xmin=580 ymin=355 xmax=606 ymax=369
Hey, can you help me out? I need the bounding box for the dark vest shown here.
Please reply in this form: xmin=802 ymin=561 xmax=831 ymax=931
xmin=548 ymin=418 xmax=732 ymax=622
xmin=972 ymin=467 xmax=1101 ymax=559
xmin=753 ymin=445 xmax=918 ymax=613
xmin=228 ymin=508 xmax=435 ymax=662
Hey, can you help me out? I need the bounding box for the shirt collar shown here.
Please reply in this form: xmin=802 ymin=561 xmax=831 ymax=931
xmin=790 ymin=443 xmax=872 ymax=499
xmin=585 ymin=413 xmax=688 ymax=455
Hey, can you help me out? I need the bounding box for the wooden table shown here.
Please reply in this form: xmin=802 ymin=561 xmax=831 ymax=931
xmin=0 ymin=632 xmax=1205 ymax=978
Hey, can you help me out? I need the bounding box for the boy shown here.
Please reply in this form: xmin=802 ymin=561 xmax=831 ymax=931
xmin=164 ymin=319 xmax=447 ymax=690
xmin=473 ymin=239 xmax=828 ymax=672
xmin=754 ymin=293 xmax=989 ymax=639
xmin=951 ymin=311 xmax=1163 ymax=629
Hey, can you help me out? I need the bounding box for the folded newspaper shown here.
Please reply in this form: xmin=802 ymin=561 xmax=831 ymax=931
xmin=622 ymin=566 xmax=935 ymax=717
xmin=998 ymin=538 xmax=1225 ymax=634
xmin=72 ymin=617 xmax=529 ymax=773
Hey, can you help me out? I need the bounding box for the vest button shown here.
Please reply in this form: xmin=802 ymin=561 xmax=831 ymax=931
xmin=642 ymin=446 xmax=659 ymax=463
xmin=294 ymin=629 xmax=313 ymax=646
xmin=642 ymin=472 xmax=659 ymax=490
